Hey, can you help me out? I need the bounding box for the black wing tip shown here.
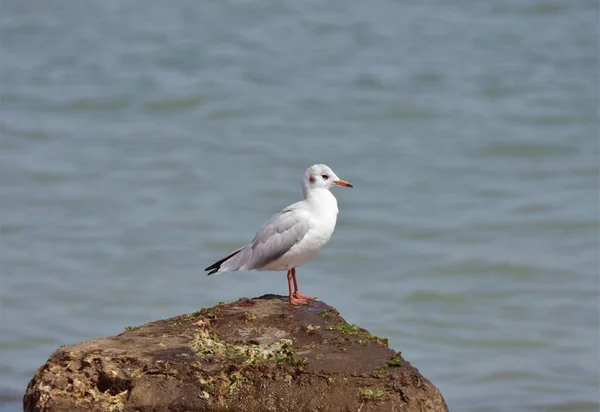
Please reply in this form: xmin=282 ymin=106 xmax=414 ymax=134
xmin=205 ymin=263 xmax=218 ymax=271
xmin=205 ymin=262 xmax=220 ymax=275
xmin=204 ymin=263 xmax=221 ymax=276
xmin=204 ymin=247 xmax=244 ymax=276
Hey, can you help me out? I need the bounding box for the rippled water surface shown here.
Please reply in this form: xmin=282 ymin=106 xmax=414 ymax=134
xmin=1 ymin=1 xmax=599 ymax=411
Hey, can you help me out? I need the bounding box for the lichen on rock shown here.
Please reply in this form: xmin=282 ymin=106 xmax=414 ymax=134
xmin=24 ymin=295 xmax=448 ymax=412
xmin=190 ymin=327 xmax=295 ymax=365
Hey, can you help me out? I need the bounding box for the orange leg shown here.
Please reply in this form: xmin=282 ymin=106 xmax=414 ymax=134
xmin=287 ymin=269 xmax=309 ymax=305
xmin=291 ymin=268 xmax=316 ymax=301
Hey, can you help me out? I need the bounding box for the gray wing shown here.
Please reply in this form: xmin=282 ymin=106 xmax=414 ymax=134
xmin=219 ymin=208 xmax=309 ymax=272
xmin=247 ymin=208 xmax=309 ymax=269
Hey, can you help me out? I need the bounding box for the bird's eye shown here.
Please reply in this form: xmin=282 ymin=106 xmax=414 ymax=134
xmin=321 ymin=174 xmax=329 ymax=180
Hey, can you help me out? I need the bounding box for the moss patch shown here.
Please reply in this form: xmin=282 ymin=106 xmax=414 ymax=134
xmin=327 ymin=323 xmax=361 ymax=334
xmin=359 ymin=388 xmax=389 ymax=401
xmin=189 ymin=325 xmax=310 ymax=400
xmin=244 ymin=312 xmax=257 ymax=322
xmin=191 ymin=328 xmax=296 ymax=366
xmin=317 ymin=310 xmax=335 ymax=318
xmin=372 ymin=366 xmax=387 ymax=377
xmin=173 ymin=302 xmax=225 ymax=326
xmin=198 ymin=370 xmax=249 ymax=399
xmin=326 ymin=323 xmax=389 ymax=346
xmin=387 ymin=352 xmax=404 ymax=367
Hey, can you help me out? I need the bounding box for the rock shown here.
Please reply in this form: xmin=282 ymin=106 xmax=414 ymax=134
xmin=24 ymin=295 xmax=448 ymax=412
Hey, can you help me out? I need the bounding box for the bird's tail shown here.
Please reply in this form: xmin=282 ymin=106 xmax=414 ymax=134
xmin=205 ymin=247 xmax=245 ymax=275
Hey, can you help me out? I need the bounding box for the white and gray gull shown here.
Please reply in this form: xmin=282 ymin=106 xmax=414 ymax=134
xmin=205 ymin=164 xmax=353 ymax=305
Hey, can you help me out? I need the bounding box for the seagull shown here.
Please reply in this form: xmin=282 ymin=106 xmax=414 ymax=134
xmin=205 ymin=164 xmax=353 ymax=305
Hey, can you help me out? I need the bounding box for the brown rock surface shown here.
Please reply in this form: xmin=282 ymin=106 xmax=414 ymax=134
xmin=24 ymin=295 xmax=448 ymax=412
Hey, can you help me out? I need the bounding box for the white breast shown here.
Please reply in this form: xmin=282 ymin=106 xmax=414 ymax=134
xmin=264 ymin=189 xmax=339 ymax=271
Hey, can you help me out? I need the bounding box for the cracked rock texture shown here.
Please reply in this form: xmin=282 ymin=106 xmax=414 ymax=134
xmin=24 ymin=295 xmax=448 ymax=412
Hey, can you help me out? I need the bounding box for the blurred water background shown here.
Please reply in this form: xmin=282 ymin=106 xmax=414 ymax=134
xmin=1 ymin=1 xmax=599 ymax=411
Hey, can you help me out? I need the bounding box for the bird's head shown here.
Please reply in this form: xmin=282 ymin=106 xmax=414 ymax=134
xmin=302 ymin=164 xmax=353 ymax=195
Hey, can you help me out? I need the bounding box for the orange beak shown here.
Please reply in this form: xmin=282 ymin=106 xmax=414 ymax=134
xmin=333 ymin=179 xmax=353 ymax=188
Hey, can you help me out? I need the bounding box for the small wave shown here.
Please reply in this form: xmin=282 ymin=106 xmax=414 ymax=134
xmin=142 ymin=95 xmax=203 ymax=113
xmin=474 ymin=141 xmax=578 ymax=159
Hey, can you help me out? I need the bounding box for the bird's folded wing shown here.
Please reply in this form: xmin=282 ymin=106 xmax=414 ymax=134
xmin=247 ymin=208 xmax=310 ymax=269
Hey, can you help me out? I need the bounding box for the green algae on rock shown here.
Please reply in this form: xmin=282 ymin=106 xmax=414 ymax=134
xmin=24 ymin=295 xmax=448 ymax=412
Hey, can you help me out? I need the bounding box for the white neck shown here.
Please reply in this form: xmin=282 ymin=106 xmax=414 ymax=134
xmin=305 ymin=188 xmax=339 ymax=217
